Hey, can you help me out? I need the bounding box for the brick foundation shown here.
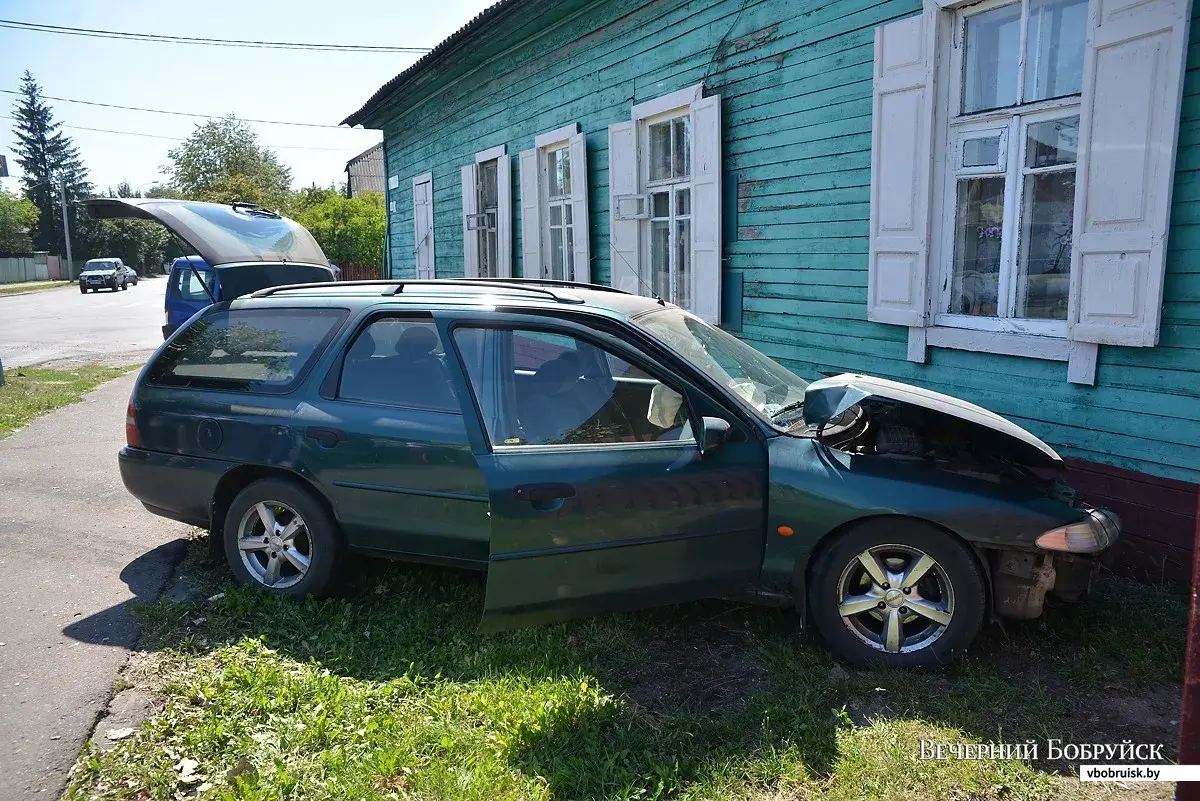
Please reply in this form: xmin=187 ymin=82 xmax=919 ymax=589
xmin=1065 ymin=459 xmax=1199 ymax=584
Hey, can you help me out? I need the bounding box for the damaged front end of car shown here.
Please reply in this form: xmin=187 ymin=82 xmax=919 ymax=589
xmin=802 ymin=373 xmax=1120 ymax=620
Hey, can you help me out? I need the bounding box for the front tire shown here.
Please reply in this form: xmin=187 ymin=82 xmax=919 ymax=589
xmin=809 ymin=518 xmax=986 ymax=668
xmin=79 ymin=285 xmax=86 ymax=294
xmin=222 ymin=477 xmax=341 ymax=598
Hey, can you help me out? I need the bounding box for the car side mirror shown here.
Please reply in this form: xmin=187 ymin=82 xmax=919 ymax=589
xmin=699 ymin=417 xmax=731 ymax=457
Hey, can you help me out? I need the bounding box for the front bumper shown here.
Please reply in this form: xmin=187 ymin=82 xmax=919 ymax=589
xmin=119 ymin=446 xmax=236 ymax=528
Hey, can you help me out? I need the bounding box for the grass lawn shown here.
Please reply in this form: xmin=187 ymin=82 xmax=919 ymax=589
xmin=0 ymin=365 xmax=133 ymax=439
xmin=0 ymin=279 xmax=73 ymax=295
xmin=65 ymin=537 xmax=1187 ymax=801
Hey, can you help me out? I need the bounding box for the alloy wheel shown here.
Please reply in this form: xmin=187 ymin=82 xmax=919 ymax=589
xmin=836 ymin=543 xmax=955 ymax=654
xmin=236 ymin=500 xmax=313 ymax=589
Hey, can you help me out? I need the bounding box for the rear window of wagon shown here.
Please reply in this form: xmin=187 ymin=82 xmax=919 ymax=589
xmin=148 ymin=308 xmax=348 ymax=394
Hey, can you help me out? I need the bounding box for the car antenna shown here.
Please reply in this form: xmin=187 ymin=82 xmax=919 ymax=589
xmin=595 ymin=230 xmax=666 ymax=305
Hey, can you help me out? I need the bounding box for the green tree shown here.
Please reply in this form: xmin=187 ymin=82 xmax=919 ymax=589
xmin=0 ymin=190 xmax=40 ymax=253
xmin=165 ymin=115 xmax=292 ymax=208
xmin=11 ymin=71 xmax=91 ymax=254
xmin=293 ymin=191 xmax=385 ymax=269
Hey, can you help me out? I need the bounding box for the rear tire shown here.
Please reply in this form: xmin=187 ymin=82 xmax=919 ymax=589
xmin=222 ymin=477 xmax=341 ymax=598
xmin=809 ymin=518 xmax=986 ymax=668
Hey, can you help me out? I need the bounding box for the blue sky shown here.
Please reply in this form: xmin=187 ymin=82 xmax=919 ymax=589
xmin=0 ymin=0 xmax=494 ymax=192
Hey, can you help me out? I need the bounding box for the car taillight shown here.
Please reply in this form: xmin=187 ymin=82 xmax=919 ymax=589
xmin=125 ymin=396 xmax=141 ymax=448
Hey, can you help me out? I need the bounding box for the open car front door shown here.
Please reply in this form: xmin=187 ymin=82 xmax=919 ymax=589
xmin=448 ymin=316 xmax=768 ymax=632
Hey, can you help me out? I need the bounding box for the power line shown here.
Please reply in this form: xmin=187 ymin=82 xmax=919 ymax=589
xmin=0 ymin=88 xmax=351 ymax=129
xmin=0 ymin=18 xmax=432 ymax=53
xmin=0 ymin=114 xmax=369 ymax=152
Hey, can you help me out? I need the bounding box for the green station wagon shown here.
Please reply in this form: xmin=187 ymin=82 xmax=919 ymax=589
xmin=105 ymin=204 xmax=1119 ymax=668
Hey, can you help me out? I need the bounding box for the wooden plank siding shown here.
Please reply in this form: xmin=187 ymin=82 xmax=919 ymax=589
xmin=367 ymin=0 xmax=1200 ymax=495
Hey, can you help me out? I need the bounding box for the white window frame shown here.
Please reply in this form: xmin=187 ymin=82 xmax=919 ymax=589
xmin=608 ymin=83 xmax=722 ymax=323
xmin=520 ymin=123 xmax=590 ymax=282
xmin=930 ymin=0 xmax=1083 ymax=345
xmin=462 ymin=145 xmax=511 ymax=278
xmin=641 ymin=111 xmax=694 ymax=309
xmin=868 ymin=0 xmax=1192 ymax=384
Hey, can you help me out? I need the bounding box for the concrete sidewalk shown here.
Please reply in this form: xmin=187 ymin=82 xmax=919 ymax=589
xmin=0 ymin=373 xmax=189 ymax=797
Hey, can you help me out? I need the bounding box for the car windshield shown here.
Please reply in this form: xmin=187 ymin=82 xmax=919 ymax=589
xmin=634 ymin=307 xmax=809 ymax=426
xmin=85 ymin=261 xmax=115 ymax=270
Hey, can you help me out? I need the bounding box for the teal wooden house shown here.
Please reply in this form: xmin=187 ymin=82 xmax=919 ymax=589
xmin=344 ymin=0 xmax=1200 ymax=578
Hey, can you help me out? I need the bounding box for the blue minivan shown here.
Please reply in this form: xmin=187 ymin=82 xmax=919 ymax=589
xmin=84 ymin=198 xmax=337 ymax=339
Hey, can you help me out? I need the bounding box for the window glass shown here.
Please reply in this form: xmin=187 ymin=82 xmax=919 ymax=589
xmin=148 ymin=308 xmax=346 ymax=393
xmin=1017 ymin=115 xmax=1079 ymax=320
xmin=547 ymin=147 xmax=570 ymax=197
xmin=452 ymin=327 xmax=692 ymax=447
xmin=949 ymin=176 xmax=1005 ymax=316
xmin=215 ymin=264 xmax=334 ymax=299
xmin=650 ymin=220 xmax=671 ymax=299
xmin=1026 ymin=117 xmax=1078 ymax=168
xmin=174 ymin=267 xmax=215 ymax=301
xmin=676 ymin=219 xmax=692 ymax=311
xmin=1025 ymin=0 xmax=1087 ymax=102
xmin=339 ymin=319 xmax=458 ymax=411
xmin=963 ymin=136 xmax=1001 ymax=168
xmin=962 ymin=3 xmax=1022 ymax=113
xmin=477 ymin=160 xmax=500 ymax=278
xmin=674 ymin=116 xmax=691 ymax=178
xmin=649 ymin=122 xmax=673 ymax=182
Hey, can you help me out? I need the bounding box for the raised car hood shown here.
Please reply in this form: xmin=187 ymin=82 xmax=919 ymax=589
xmin=85 ymin=198 xmax=329 ymax=269
xmin=804 ymin=373 xmax=1062 ymax=467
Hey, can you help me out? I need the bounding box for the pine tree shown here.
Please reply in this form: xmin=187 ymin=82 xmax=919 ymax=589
xmin=11 ymin=71 xmax=91 ymax=254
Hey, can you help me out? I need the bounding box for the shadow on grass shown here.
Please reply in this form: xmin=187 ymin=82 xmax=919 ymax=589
xmin=65 ymin=538 xmax=1187 ymax=800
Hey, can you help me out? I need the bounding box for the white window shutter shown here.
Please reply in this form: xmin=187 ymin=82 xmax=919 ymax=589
xmin=867 ymin=13 xmax=935 ymax=330
xmin=608 ymin=121 xmax=641 ymax=294
xmin=568 ymin=132 xmax=591 ymax=283
xmin=691 ymin=94 xmax=722 ymax=324
xmin=519 ymin=148 xmax=542 ymax=278
xmin=461 ymin=163 xmax=479 ymax=278
xmin=1068 ymin=0 xmax=1188 ymax=347
xmin=496 ymin=154 xmax=513 ymax=278
xmin=412 ymin=174 xmax=435 ymax=279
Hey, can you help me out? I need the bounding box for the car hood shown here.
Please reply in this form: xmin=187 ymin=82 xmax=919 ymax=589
xmin=84 ymin=198 xmax=329 ymax=269
xmin=80 ymin=269 xmax=117 ymax=275
xmin=803 ymin=373 xmax=1062 ymax=467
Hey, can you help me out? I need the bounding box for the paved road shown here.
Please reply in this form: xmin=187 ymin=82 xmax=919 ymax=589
xmin=0 ymin=277 xmax=166 ymax=368
xmin=0 ymin=373 xmax=189 ymax=798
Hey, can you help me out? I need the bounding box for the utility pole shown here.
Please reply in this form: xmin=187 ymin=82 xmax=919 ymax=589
xmin=58 ymin=175 xmax=73 ymax=279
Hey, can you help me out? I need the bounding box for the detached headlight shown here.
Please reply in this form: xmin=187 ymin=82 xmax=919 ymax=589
xmin=1036 ymin=507 xmax=1120 ymax=553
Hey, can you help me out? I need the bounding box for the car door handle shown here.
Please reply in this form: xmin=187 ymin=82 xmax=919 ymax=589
xmin=305 ymin=426 xmax=347 ymax=446
xmin=513 ymin=483 xmax=576 ymax=503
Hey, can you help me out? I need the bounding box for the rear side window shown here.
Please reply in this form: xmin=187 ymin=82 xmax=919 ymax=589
xmin=173 ymin=267 xmax=215 ymax=301
xmin=338 ymin=318 xmax=458 ymax=411
xmin=149 ymin=308 xmax=347 ymax=393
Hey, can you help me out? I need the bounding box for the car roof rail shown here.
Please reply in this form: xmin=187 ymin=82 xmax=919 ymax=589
xmin=465 ymin=277 xmax=632 ymax=295
xmin=250 ymin=278 xmax=587 ymax=304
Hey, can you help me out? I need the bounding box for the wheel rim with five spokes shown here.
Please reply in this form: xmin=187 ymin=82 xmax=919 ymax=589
xmin=836 ymin=543 xmax=955 ymax=654
xmin=236 ymin=500 xmax=312 ymax=589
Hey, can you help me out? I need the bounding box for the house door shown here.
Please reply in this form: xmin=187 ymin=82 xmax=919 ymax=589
xmin=413 ymin=173 xmax=435 ymax=279
xmin=448 ymin=320 xmax=767 ymax=632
